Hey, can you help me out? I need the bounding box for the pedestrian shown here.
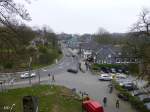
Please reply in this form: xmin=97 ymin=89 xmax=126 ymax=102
xmin=103 ymin=97 xmax=107 ymax=107
xmin=48 ymin=73 xmax=51 ymax=85
xmin=52 ymin=75 xmax=55 ymax=82
xmin=116 ymin=99 xmax=119 ymax=108
xmin=48 ymin=73 xmax=51 ymax=77
xmin=109 ymin=86 xmax=113 ymax=93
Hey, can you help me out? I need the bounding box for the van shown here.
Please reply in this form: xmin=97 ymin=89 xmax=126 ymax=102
xmin=82 ymin=100 xmax=104 ymax=112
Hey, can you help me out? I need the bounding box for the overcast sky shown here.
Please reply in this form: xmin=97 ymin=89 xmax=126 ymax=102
xmin=18 ymin=0 xmax=150 ymax=34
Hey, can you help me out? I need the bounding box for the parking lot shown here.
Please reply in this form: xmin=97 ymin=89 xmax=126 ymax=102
xmin=53 ymin=71 xmax=137 ymax=112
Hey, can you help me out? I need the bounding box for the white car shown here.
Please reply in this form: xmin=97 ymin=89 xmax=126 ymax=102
xmin=20 ymin=72 xmax=36 ymax=79
xmin=98 ymin=74 xmax=112 ymax=81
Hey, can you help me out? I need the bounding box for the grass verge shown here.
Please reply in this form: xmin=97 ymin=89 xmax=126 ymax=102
xmin=0 ymin=85 xmax=81 ymax=112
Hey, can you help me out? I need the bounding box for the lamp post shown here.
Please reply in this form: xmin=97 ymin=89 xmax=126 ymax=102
xmin=37 ymin=69 xmax=40 ymax=84
xmin=0 ymin=80 xmax=3 ymax=92
xmin=29 ymin=57 xmax=32 ymax=85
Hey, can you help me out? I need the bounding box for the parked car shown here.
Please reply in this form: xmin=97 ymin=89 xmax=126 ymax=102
xmin=101 ymin=67 xmax=110 ymax=73
xmin=138 ymin=94 xmax=149 ymax=101
xmin=98 ymin=74 xmax=112 ymax=81
xmin=67 ymin=68 xmax=78 ymax=73
xmin=123 ymin=83 xmax=138 ymax=91
xmin=131 ymin=90 xmax=149 ymax=96
xmin=115 ymin=73 xmax=127 ymax=79
xmin=120 ymin=81 xmax=138 ymax=91
xmin=144 ymin=102 xmax=150 ymax=110
xmin=20 ymin=72 xmax=36 ymax=79
xmin=142 ymin=97 xmax=150 ymax=103
xmin=117 ymin=93 xmax=128 ymax=101
xmin=110 ymin=68 xmax=116 ymax=73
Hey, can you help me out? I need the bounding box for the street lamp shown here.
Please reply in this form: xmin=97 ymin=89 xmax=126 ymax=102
xmin=29 ymin=57 xmax=32 ymax=85
xmin=37 ymin=69 xmax=40 ymax=84
xmin=0 ymin=80 xmax=3 ymax=92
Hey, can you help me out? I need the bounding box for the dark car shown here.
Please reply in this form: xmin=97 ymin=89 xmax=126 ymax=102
xmin=101 ymin=67 xmax=110 ymax=73
xmin=143 ymin=97 xmax=150 ymax=103
xmin=117 ymin=93 xmax=128 ymax=101
xmin=132 ymin=91 xmax=149 ymax=96
xmin=67 ymin=68 xmax=78 ymax=73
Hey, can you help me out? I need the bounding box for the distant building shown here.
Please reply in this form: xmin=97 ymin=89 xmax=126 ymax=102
xmin=30 ymin=36 xmax=48 ymax=47
xmin=80 ymin=40 xmax=140 ymax=64
xmin=67 ymin=36 xmax=80 ymax=49
xmin=95 ymin=45 xmax=140 ymax=64
xmin=80 ymin=40 xmax=99 ymax=59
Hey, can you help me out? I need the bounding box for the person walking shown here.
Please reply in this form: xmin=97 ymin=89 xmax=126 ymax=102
xmin=116 ymin=99 xmax=119 ymax=108
xmin=52 ymin=75 xmax=55 ymax=82
xmin=48 ymin=73 xmax=51 ymax=85
xmin=109 ymin=86 xmax=113 ymax=93
xmin=103 ymin=97 xmax=107 ymax=107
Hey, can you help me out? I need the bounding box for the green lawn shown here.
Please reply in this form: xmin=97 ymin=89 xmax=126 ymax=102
xmin=0 ymin=85 xmax=81 ymax=112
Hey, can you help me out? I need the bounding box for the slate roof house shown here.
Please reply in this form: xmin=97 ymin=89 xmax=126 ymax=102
xmin=95 ymin=45 xmax=117 ymax=64
xmin=79 ymin=40 xmax=99 ymax=59
xmin=80 ymin=40 xmax=140 ymax=64
xmin=95 ymin=45 xmax=140 ymax=64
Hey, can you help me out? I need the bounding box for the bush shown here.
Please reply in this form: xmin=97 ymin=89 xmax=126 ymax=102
xmin=39 ymin=52 xmax=53 ymax=65
xmin=128 ymin=63 xmax=139 ymax=74
xmin=91 ymin=63 xmax=126 ymax=70
xmin=91 ymin=64 xmax=100 ymax=70
xmin=3 ymin=62 xmax=14 ymax=69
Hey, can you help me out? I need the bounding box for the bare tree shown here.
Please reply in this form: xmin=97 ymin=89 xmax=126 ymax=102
xmin=130 ymin=8 xmax=150 ymax=83
xmin=0 ymin=0 xmax=31 ymax=31
xmin=0 ymin=0 xmax=32 ymax=71
xmin=131 ymin=8 xmax=150 ymax=36
xmin=96 ymin=27 xmax=109 ymax=35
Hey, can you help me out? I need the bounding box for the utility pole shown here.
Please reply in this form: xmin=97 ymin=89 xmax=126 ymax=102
xmin=29 ymin=57 xmax=32 ymax=85
xmin=38 ymin=69 xmax=40 ymax=84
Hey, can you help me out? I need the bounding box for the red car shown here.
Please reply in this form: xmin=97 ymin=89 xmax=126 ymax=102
xmin=82 ymin=100 xmax=104 ymax=112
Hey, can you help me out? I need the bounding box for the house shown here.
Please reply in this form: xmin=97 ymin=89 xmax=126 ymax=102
xmin=80 ymin=40 xmax=99 ymax=59
xmin=95 ymin=45 xmax=140 ymax=64
xmin=95 ymin=45 xmax=117 ymax=64
xmin=30 ymin=36 xmax=48 ymax=48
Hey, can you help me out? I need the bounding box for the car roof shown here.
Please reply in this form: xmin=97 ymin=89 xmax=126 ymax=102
xmin=101 ymin=74 xmax=109 ymax=76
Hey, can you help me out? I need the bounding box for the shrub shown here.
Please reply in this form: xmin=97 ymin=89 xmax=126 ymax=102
xmin=128 ymin=63 xmax=139 ymax=74
xmin=3 ymin=62 xmax=14 ymax=69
